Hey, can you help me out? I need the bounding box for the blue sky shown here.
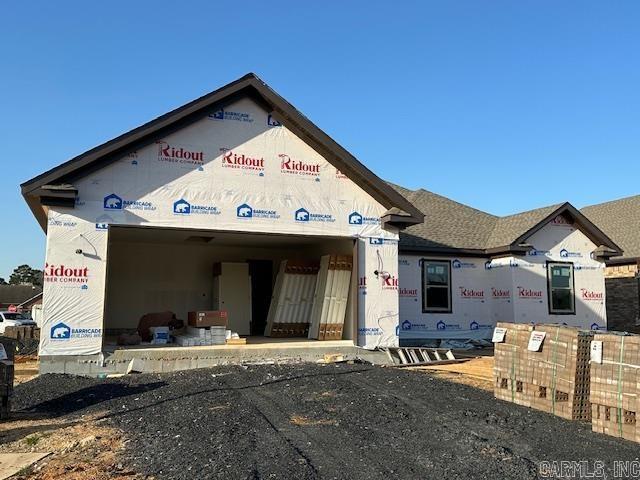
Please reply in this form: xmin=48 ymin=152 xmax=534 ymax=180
xmin=1 ymin=1 xmax=639 ymax=278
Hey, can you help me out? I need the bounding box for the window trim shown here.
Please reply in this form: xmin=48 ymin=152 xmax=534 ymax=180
xmin=421 ymin=259 xmax=452 ymax=314
xmin=546 ymin=260 xmax=576 ymax=315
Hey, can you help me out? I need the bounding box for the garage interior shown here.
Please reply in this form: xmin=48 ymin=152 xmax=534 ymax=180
xmin=103 ymin=225 xmax=357 ymax=351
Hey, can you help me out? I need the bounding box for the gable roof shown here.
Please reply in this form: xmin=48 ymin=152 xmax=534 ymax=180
xmin=391 ymin=184 xmax=622 ymax=257
xmin=22 ymin=73 xmax=423 ymax=230
xmin=582 ymin=195 xmax=640 ymax=263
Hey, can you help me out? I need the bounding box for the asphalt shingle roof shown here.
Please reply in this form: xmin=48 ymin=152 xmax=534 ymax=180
xmin=581 ymin=195 xmax=640 ymax=261
xmin=0 ymin=285 xmax=42 ymax=306
xmin=389 ymin=183 xmax=564 ymax=252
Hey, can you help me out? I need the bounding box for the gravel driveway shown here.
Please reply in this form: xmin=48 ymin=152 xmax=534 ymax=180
xmin=11 ymin=363 xmax=639 ymax=479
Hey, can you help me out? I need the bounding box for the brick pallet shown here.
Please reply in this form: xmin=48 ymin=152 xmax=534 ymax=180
xmin=494 ymin=322 xmax=593 ymax=421
xmin=3 ymin=326 xmax=40 ymax=341
xmin=0 ymin=337 xmax=16 ymax=420
xmin=590 ymin=333 xmax=639 ymax=442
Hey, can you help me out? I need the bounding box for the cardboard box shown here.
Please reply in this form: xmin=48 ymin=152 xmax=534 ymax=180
xmin=187 ymin=310 xmax=227 ymax=328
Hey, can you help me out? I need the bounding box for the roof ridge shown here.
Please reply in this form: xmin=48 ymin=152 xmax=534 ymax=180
xmin=582 ymin=193 xmax=640 ymax=210
xmin=412 ymin=188 xmax=499 ymax=219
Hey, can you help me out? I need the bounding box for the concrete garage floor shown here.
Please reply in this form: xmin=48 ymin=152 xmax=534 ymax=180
xmin=7 ymin=363 xmax=639 ymax=480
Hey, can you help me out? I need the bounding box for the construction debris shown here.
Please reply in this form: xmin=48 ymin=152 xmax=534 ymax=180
xmin=383 ymin=347 xmax=466 ymax=367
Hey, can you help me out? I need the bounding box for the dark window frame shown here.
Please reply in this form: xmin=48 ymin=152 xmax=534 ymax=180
xmin=421 ymin=259 xmax=453 ymax=314
xmin=546 ymin=260 xmax=576 ymax=315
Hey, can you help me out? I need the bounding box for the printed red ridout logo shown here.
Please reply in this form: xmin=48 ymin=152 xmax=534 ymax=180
xmin=279 ymin=154 xmax=320 ymax=175
xmin=459 ymin=287 xmax=484 ymax=298
xmin=157 ymin=141 xmax=204 ymax=162
xmin=517 ymin=286 xmax=543 ymax=298
xmin=581 ymin=289 xmax=603 ymax=300
xmin=222 ymin=149 xmax=264 ymax=170
xmin=399 ymin=287 xmax=418 ymax=297
xmin=44 ymin=263 xmax=89 ymax=284
xmin=383 ymin=276 xmax=399 ymax=290
xmin=491 ymin=288 xmax=510 ymax=298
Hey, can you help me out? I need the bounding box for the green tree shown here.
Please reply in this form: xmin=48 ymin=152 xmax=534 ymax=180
xmin=0 ymin=278 xmax=7 ymax=285
xmin=8 ymin=265 xmax=43 ymax=287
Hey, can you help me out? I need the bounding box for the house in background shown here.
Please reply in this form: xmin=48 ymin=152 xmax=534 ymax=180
xmin=582 ymin=195 xmax=640 ymax=332
xmin=0 ymin=285 xmax=43 ymax=312
xmin=391 ymin=185 xmax=622 ymax=345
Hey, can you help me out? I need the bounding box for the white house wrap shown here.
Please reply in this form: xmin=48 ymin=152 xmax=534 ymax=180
xmin=24 ymin=74 xmax=421 ymax=357
xmin=23 ymin=74 xmax=621 ymax=363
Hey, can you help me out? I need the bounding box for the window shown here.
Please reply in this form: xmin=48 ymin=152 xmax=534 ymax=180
xmin=547 ymin=262 xmax=575 ymax=314
xmin=422 ymin=260 xmax=451 ymax=313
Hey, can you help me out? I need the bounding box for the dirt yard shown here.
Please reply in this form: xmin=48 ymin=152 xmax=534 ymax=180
xmin=3 ymin=362 xmax=639 ymax=479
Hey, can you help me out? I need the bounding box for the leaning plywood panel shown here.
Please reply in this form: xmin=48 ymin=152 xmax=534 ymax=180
xmin=265 ymin=260 xmax=319 ymax=337
xmin=309 ymin=255 xmax=352 ymax=341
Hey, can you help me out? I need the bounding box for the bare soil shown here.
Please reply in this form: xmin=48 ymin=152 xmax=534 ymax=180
xmin=6 ymin=363 xmax=639 ymax=479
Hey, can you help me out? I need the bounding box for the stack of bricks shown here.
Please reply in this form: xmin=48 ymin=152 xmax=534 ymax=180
xmin=494 ymin=322 xmax=593 ymax=421
xmin=494 ymin=322 xmax=535 ymax=407
xmin=0 ymin=337 xmax=16 ymax=420
xmin=590 ymin=333 xmax=639 ymax=442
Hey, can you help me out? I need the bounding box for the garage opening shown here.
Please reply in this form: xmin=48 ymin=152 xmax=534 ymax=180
xmin=102 ymin=226 xmax=356 ymax=350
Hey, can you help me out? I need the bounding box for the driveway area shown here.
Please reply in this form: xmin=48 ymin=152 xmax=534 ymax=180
xmin=4 ymin=363 xmax=639 ymax=479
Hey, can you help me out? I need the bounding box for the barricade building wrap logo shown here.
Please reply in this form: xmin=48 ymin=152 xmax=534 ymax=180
xmin=437 ymin=321 xmax=461 ymax=330
xmin=509 ymin=258 xmax=536 ymax=269
xmin=48 ymin=215 xmax=77 ymax=228
xmin=208 ymin=108 xmax=253 ymax=123
xmin=173 ymin=199 xmax=220 ymax=216
xmin=103 ymin=193 xmax=155 ymax=212
xmin=236 ymin=203 xmax=279 ymax=220
xmin=157 ymin=141 xmax=205 ymax=167
xmin=369 ymin=237 xmax=398 ymax=245
xmin=527 ymin=249 xmax=551 ymax=257
xmin=470 ymin=321 xmax=492 ymax=330
xmin=50 ymin=322 xmax=101 ymax=340
xmin=44 ymin=263 xmax=89 ymax=286
xmin=294 ymin=207 xmax=335 ymax=223
xmin=400 ymin=320 xmax=427 ymax=331
xmin=452 ymin=259 xmax=476 ymax=269
xmin=221 ymin=148 xmax=265 ymax=175
xmin=359 ymin=327 xmax=382 ymax=336
xmin=279 ymin=154 xmax=321 ymax=178
xmin=95 ymin=214 xmax=113 ymax=231
xmin=103 ymin=193 xmax=122 ymax=210
xmin=484 ymin=260 xmax=508 ymax=270
xmin=348 ymin=211 xmax=379 ymax=226
xmin=50 ymin=322 xmax=71 ymax=339
xmin=559 ymin=249 xmax=582 ymax=258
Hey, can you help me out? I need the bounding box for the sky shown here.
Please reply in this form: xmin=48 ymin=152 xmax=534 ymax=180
xmin=1 ymin=1 xmax=639 ymax=279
